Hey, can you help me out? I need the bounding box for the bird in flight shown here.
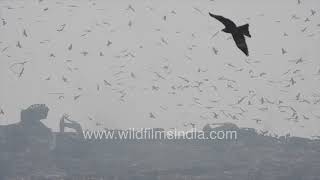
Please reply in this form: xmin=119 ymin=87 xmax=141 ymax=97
xmin=209 ymin=13 xmax=251 ymax=56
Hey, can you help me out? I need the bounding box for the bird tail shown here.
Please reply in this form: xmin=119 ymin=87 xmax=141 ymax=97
xmin=238 ymin=24 xmax=251 ymax=38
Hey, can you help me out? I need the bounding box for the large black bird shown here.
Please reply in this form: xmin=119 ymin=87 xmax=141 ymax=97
xmin=209 ymin=12 xmax=251 ymax=56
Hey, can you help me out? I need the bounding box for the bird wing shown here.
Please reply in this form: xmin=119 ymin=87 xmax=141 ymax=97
xmin=232 ymin=33 xmax=249 ymax=56
xmin=209 ymin=13 xmax=236 ymax=29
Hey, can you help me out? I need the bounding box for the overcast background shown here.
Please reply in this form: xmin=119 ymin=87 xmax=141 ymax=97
xmin=0 ymin=0 xmax=320 ymax=137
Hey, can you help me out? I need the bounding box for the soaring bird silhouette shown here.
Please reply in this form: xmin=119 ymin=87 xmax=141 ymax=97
xmin=209 ymin=13 xmax=251 ymax=56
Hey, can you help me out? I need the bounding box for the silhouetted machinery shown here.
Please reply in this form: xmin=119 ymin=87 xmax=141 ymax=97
xmin=59 ymin=114 xmax=82 ymax=135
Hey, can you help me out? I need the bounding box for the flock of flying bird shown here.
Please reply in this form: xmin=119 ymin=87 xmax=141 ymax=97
xmin=0 ymin=0 xmax=320 ymax=136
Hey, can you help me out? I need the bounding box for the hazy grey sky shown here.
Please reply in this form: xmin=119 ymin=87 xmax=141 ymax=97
xmin=0 ymin=0 xmax=320 ymax=137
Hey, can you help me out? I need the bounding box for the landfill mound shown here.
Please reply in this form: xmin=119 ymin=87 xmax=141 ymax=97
xmin=1 ymin=122 xmax=320 ymax=180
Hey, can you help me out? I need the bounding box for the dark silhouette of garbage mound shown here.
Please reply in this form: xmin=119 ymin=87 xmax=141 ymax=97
xmin=0 ymin=104 xmax=56 ymax=178
xmin=1 ymin=105 xmax=320 ymax=179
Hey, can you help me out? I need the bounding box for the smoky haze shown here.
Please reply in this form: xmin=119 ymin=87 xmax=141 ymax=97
xmin=0 ymin=0 xmax=320 ymax=138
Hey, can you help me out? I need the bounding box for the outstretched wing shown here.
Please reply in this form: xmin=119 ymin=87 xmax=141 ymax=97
xmin=232 ymin=33 xmax=249 ymax=56
xmin=209 ymin=13 xmax=236 ymax=29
